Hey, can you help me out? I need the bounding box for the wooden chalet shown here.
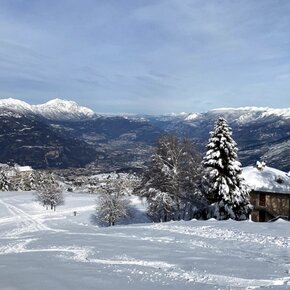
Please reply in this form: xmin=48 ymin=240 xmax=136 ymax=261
xmin=242 ymin=163 xmax=290 ymax=222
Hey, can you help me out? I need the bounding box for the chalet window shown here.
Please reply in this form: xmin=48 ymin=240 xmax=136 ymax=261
xmin=259 ymin=193 xmax=266 ymax=207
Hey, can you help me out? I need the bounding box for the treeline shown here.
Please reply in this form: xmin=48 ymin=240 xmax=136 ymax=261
xmin=135 ymin=117 xmax=252 ymax=223
xmin=0 ymin=168 xmax=63 ymax=211
xmin=96 ymin=117 xmax=252 ymax=226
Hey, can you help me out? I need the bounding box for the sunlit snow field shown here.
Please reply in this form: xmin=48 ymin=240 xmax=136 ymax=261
xmin=0 ymin=191 xmax=290 ymax=290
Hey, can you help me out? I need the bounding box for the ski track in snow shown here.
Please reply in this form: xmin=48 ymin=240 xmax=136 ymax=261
xmin=61 ymin=249 xmax=290 ymax=289
xmin=0 ymin=199 xmax=60 ymax=238
xmin=1 ymin=192 xmax=290 ymax=289
xmin=56 ymin=224 xmax=290 ymax=288
xmin=146 ymin=223 xmax=290 ymax=249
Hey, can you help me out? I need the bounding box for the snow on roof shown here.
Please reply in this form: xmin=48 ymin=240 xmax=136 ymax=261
xmin=242 ymin=165 xmax=290 ymax=195
xmin=14 ymin=165 xmax=33 ymax=172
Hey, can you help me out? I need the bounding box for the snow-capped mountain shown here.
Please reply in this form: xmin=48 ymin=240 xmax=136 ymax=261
xmin=0 ymin=98 xmax=161 ymax=169
xmin=146 ymin=107 xmax=290 ymax=171
xmin=0 ymin=98 xmax=96 ymax=121
xmin=208 ymin=107 xmax=290 ymax=124
xmin=0 ymin=98 xmax=33 ymax=113
xmin=0 ymin=98 xmax=290 ymax=171
xmin=185 ymin=107 xmax=290 ymax=124
xmin=34 ymin=99 xmax=95 ymax=120
xmin=146 ymin=107 xmax=290 ymax=131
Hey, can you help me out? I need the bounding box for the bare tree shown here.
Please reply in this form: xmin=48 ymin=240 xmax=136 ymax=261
xmin=136 ymin=135 xmax=205 ymax=222
xmin=35 ymin=173 xmax=64 ymax=211
xmin=96 ymin=175 xmax=130 ymax=226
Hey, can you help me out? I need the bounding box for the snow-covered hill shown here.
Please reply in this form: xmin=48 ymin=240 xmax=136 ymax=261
xmin=0 ymin=191 xmax=289 ymax=290
xmin=0 ymin=98 xmax=96 ymax=120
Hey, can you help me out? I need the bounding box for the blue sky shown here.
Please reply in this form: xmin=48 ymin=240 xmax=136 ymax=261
xmin=0 ymin=0 xmax=290 ymax=114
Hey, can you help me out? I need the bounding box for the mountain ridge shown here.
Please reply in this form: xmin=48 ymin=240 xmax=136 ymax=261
xmin=0 ymin=98 xmax=289 ymax=171
xmin=1 ymin=98 xmax=290 ymax=121
xmin=0 ymin=98 xmax=96 ymax=121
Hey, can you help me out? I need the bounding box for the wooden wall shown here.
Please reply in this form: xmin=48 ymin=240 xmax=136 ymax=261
xmin=250 ymin=191 xmax=290 ymax=222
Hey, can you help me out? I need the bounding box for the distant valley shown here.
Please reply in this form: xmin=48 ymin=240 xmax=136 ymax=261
xmin=0 ymin=98 xmax=290 ymax=171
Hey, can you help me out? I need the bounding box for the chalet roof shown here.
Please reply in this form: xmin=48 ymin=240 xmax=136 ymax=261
xmin=242 ymin=165 xmax=290 ymax=195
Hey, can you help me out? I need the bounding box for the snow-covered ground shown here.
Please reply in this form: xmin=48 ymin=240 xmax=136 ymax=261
xmin=0 ymin=191 xmax=290 ymax=290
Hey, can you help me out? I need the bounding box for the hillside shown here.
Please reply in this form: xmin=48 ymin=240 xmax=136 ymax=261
xmin=0 ymin=108 xmax=97 ymax=168
xmin=0 ymin=191 xmax=289 ymax=289
xmin=0 ymin=99 xmax=162 ymax=170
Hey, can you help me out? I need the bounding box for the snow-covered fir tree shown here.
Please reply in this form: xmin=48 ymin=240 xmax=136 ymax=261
xmin=202 ymin=117 xmax=252 ymax=220
xmin=28 ymin=172 xmax=36 ymax=190
xmin=19 ymin=172 xmax=36 ymax=191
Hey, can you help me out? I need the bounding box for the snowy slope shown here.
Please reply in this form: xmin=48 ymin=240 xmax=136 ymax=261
xmin=34 ymin=98 xmax=95 ymax=120
xmin=0 ymin=98 xmax=96 ymax=120
xmin=157 ymin=107 xmax=290 ymax=125
xmin=0 ymin=98 xmax=33 ymax=113
xmin=184 ymin=113 xmax=201 ymax=121
xmin=242 ymin=165 xmax=290 ymax=194
xmin=181 ymin=107 xmax=290 ymax=124
xmin=0 ymin=191 xmax=290 ymax=290
xmin=210 ymin=107 xmax=290 ymax=122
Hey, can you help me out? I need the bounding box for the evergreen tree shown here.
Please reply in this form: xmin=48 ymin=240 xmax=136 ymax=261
xmin=19 ymin=172 xmax=35 ymax=191
xmin=202 ymin=117 xmax=252 ymax=220
xmin=28 ymin=172 xmax=36 ymax=190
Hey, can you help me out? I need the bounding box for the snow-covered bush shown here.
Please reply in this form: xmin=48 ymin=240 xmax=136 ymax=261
xmin=201 ymin=117 xmax=252 ymax=220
